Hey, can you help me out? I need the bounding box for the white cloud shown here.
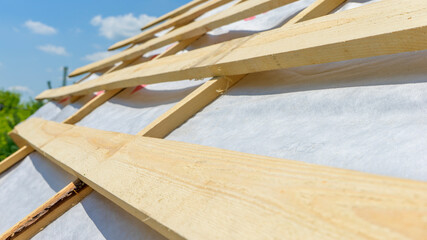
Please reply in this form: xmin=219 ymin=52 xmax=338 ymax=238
xmin=38 ymin=44 xmax=68 ymax=56
xmin=83 ymin=51 xmax=117 ymax=62
xmin=24 ymin=20 xmax=57 ymax=35
xmin=90 ymin=13 xmax=155 ymax=39
xmin=7 ymin=85 xmax=33 ymax=94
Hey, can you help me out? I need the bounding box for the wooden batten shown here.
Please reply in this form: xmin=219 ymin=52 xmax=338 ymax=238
xmin=38 ymin=0 xmax=427 ymax=100
xmin=68 ymin=0 xmax=299 ymax=77
xmin=13 ymin=118 xmax=427 ymax=240
xmin=141 ymin=0 xmax=210 ymax=31
xmin=109 ymin=0 xmax=235 ymax=51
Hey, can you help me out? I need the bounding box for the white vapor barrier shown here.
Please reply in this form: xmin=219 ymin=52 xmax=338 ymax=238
xmin=76 ymin=80 xmax=205 ymax=134
xmin=0 ymin=152 xmax=75 ymax=233
xmin=33 ymin=192 xmax=166 ymax=240
xmin=29 ymin=101 xmax=64 ymax=121
xmin=50 ymin=94 xmax=94 ymax=122
xmin=167 ymin=50 xmax=427 ymax=182
xmin=5 ymin=0 xmax=397 ymax=238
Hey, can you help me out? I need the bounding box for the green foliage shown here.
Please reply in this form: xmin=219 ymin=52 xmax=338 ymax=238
xmin=0 ymin=89 xmax=43 ymax=161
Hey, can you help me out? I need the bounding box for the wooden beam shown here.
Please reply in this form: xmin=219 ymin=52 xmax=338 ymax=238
xmin=141 ymin=0 xmax=210 ymax=31
xmin=0 ymin=179 xmax=92 ymax=240
xmin=139 ymin=0 xmax=348 ymax=139
xmin=0 ymin=1 xmax=376 ymax=237
xmin=69 ymin=0 xmax=298 ymax=77
xmin=109 ymin=0 xmax=235 ymax=51
xmin=14 ymin=118 xmax=427 ymax=240
xmin=0 ymin=31 xmax=206 ymax=240
xmin=39 ymin=0 xmax=427 ymax=99
xmin=286 ymin=0 xmax=346 ymax=24
xmin=8 ymin=130 xmax=26 ymax=148
xmin=138 ymin=74 xmax=245 ymax=138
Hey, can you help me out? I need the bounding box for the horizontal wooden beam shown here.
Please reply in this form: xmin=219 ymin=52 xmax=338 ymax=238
xmin=14 ymin=118 xmax=427 ymax=239
xmin=141 ymin=0 xmax=210 ymax=31
xmin=69 ymin=0 xmax=298 ymax=77
xmin=0 ymin=179 xmax=92 ymax=240
xmin=109 ymin=0 xmax=235 ymax=51
xmin=38 ymin=0 xmax=427 ymax=100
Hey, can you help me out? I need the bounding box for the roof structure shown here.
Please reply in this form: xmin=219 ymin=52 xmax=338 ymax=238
xmin=0 ymin=0 xmax=426 ymax=239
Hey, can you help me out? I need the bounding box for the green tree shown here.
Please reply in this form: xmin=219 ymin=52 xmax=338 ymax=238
xmin=0 ymin=89 xmax=43 ymax=161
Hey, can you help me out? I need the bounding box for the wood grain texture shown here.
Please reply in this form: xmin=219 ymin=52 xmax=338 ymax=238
xmin=141 ymin=0 xmax=210 ymax=31
xmin=139 ymin=0 xmax=347 ymax=139
xmin=15 ymin=118 xmax=427 ymax=240
xmin=69 ymin=0 xmax=298 ymax=77
xmin=0 ymin=179 xmax=92 ymax=240
xmin=109 ymin=0 xmax=234 ymax=51
xmin=39 ymin=0 xmax=427 ymax=99
xmin=0 ymin=34 xmax=205 ymax=239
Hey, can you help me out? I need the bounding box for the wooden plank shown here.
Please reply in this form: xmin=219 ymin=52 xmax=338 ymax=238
xmin=139 ymin=0 xmax=348 ymax=138
xmin=0 ymin=179 xmax=92 ymax=240
xmin=138 ymin=74 xmax=245 ymax=138
xmin=286 ymin=0 xmax=346 ymax=24
xmin=141 ymin=0 xmax=210 ymax=31
xmin=109 ymin=0 xmax=235 ymax=51
xmin=69 ymin=0 xmax=299 ymax=77
xmin=0 ymin=32 xmax=205 ymax=239
xmin=39 ymin=0 xmax=427 ymax=99
xmin=14 ymin=118 xmax=427 ymax=240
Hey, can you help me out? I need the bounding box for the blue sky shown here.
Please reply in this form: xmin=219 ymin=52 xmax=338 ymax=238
xmin=0 ymin=0 xmax=188 ymax=100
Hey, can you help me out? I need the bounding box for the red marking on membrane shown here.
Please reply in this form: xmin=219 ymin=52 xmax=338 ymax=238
xmin=150 ymin=54 xmax=159 ymax=60
xmin=131 ymin=84 xmax=147 ymax=94
xmin=58 ymin=97 xmax=70 ymax=104
xmin=95 ymin=90 xmax=105 ymax=96
xmin=244 ymin=16 xmax=256 ymax=21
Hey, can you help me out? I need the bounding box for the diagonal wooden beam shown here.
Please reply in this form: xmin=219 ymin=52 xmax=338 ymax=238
xmin=109 ymin=0 xmax=235 ymax=51
xmin=11 ymin=118 xmax=427 ymax=240
xmin=39 ymin=0 xmax=427 ymax=100
xmin=0 ymin=179 xmax=92 ymax=240
xmin=0 ymin=27 xmax=204 ymax=240
xmin=69 ymin=0 xmax=299 ymax=77
xmin=1 ymin=1 xmax=350 ymax=238
xmin=141 ymin=0 xmax=210 ymax=31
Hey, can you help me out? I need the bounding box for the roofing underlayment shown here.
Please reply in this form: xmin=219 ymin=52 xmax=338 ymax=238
xmin=1 ymin=0 xmax=426 ymax=239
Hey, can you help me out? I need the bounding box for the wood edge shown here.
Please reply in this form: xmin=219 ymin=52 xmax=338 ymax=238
xmin=0 ymin=179 xmax=93 ymax=240
xmin=0 ymin=146 xmax=34 ymax=175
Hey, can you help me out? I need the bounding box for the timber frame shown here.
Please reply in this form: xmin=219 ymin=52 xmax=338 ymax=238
xmin=1 ymin=0 xmax=427 ymax=239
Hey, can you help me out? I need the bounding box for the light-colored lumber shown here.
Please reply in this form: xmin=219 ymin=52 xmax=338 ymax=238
xmin=109 ymin=0 xmax=234 ymax=51
xmin=69 ymin=0 xmax=299 ymax=77
xmin=138 ymin=74 xmax=245 ymax=138
xmin=286 ymin=0 xmax=346 ymax=24
xmin=39 ymin=0 xmax=427 ymax=100
xmin=8 ymin=130 xmax=26 ymax=148
xmin=0 ymin=146 xmax=34 ymax=175
xmin=0 ymin=33 xmax=205 ymax=239
xmin=141 ymin=0 xmax=210 ymax=31
xmin=139 ymin=0 xmax=348 ymax=138
xmin=0 ymin=179 xmax=92 ymax=240
xmin=14 ymin=118 xmax=427 ymax=240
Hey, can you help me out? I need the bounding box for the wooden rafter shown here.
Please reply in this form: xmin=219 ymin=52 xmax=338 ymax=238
xmin=68 ymin=0 xmax=299 ymax=77
xmin=0 ymin=1 xmax=362 ymax=238
xmin=12 ymin=118 xmax=427 ymax=240
xmin=109 ymin=0 xmax=235 ymax=51
xmin=141 ymin=0 xmax=210 ymax=31
xmin=38 ymin=0 xmax=427 ymax=100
